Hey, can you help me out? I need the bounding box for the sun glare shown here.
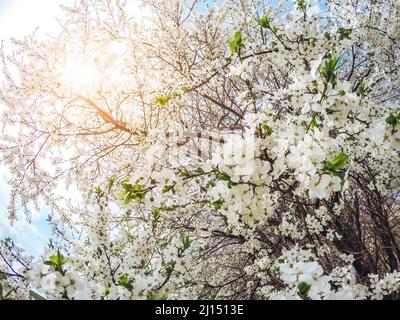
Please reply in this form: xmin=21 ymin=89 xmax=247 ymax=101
xmin=60 ymin=60 xmax=100 ymax=92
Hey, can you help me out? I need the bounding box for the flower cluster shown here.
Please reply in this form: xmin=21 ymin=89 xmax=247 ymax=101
xmin=0 ymin=0 xmax=399 ymax=300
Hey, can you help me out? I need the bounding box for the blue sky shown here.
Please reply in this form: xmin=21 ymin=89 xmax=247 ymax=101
xmin=0 ymin=162 xmax=51 ymax=257
xmin=0 ymin=0 xmax=68 ymax=256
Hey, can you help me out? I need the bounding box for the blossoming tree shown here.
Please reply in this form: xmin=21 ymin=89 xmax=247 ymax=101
xmin=0 ymin=0 xmax=399 ymax=300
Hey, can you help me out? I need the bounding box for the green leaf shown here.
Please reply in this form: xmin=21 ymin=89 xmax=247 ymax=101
xmin=229 ymin=32 xmax=244 ymax=54
xmin=330 ymin=153 xmax=349 ymax=169
xmin=205 ymin=180 xmax=216 ymax=189
xmin=181 ymin=234 xmax=192 ymax=250
xmin=118 ymin=275 xmax=133 ymax=291
xmin=122 ymin=183 xmax=133 ymax=192
xmin=257 ymin=16 xmax=271 ymax=29
xmin=229 ymin=40 xmax=237 ymax=53
xmin=132 ymin=184 xmax=143 ymax=192
xmin=216 ymin=171 xmax=231 ymax=182
xmin=212 ymin=199 xmax=224 ymax=210
xmin=107 ymin=177 xmax=115 ymax=192
xmin=311 ymin=117 xmax=318 ymax=129
xmin=45 ymin=251 xmax=70 ymax=268
xmin=29 ymin=290 xmax=47 ymax=301
xmin=154 ymin=95 xmax=171 ymax=108
xmin=94 ymin=187 xmax=104 ymax=196
xmin=162 ymin=185 xmax=174 ymax=193
xmin=323 ymin=152 xmax=349 ymax=172
xmin=324 ymin=32 xmax=331 ymax=41
xmin=297 ymin=0 xmax=306 ymax=10
xmin=338 ymin=27 xmax=352 ymax=40
xmin=152 ymin=208 xmax=161 ymax=220
xmin=147 ymin=294 xmax=168 ymax=300
xmin=194 ymin=167 xmax=205 ymax=175
xmin=325 ymin=108 xmax=334 ymax=115
xmin=319 ymin=56 xmax=340 ymax=88
xmin=262 ymin=124 xmax=273 ymax=136
xmin=357 ymin=82 xmax=368 ymax=97
xmin=179 ymin=170 xmax=191 ymax=178
xmin=234 ymin=31 xmax=242 ymax=43
xmin=297 ymin=282 xmax=311 ymax=297
xmin=119 ymin=180 xmax=148 ymax=204
xmin=181 ymin=86 xmax=190 ymax=94
xmin=120 ymin=177 xmax=130 ymax=186
xmin=123 ymin=193 xmax=132 ymax=205
xmin=386 ymin=113 xmax=399 ymax=127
